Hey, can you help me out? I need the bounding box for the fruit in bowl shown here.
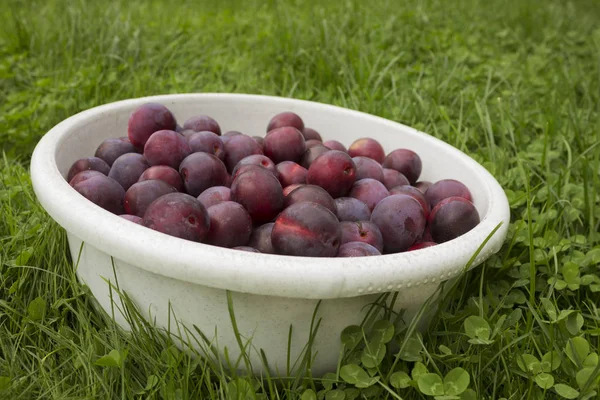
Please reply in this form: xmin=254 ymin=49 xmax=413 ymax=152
xmin=64 ymin=102 xmax=483 ymax=255
xmin=31 ymin=94 xmax=510 ymax=376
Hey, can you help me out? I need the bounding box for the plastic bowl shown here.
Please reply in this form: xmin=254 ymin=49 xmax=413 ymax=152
xmin=30 ymin=93 xmax=510 ymax=376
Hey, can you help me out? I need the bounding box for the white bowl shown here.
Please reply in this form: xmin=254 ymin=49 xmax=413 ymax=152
xmin=30 ymin=93 xmax=510 ymax=376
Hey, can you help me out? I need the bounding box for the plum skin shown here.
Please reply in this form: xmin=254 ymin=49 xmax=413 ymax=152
xmin=187 ymin=131 xmax=225 ymax=161
xmin=263 ymin=126 xmax=307 ymax=164
xmin=348 ymin=138 xmax=386 ymax=164
xmin=267 ymin=112 xmax=304 ymax=132
xmin=340 ymin=221 xmax=384 ymax=252
xmin=389 ymin=184 xmax=430 ymax=219
xmin=301 ymin=144 xmax=330 ymax=169
xmin=352 ymin=156 xmax=383 ymax=181
xmin=272 ymin=202 xmax=341 ymax=257
xmin=95 ymin=137 xmax=137 ymax=166
xmin=382 ymin=149 xmax=422 ymax=184
xmin=334 ymin=197 xmax=371 ymax=222
xmin=284 ymin=184 xmax=337 ymax=215
xmin=205 ymin=201 xmax=253 ymax=248
xmin=425 ymin=179 xmax=473 ymax=208
xmin=128 ymin=103 xmax=177 ymax=149
xmin=248 ymin=222 xmax=275 ymax=254
xmin=223 ymin=134 xmax=264 ymax=172
xmin=72 ymin=174 xmax=125 ymax=215
xmin=348 ymin=178 xmax=390 ymax=212
xmin=370 ymin=194 xmax=426 ymax=253
xmin=143 ymin=192 xmax=210 ymax=242
xmin=428 ymin=196 xmax=480 ymax=243
xmin=143 ymin=130 xmax=191 ymax=169
xmin=197 ymin=186 xmax=231 ymax=208
xmin=179 ymin=152 xmax=228 ymax=197
xmin=232 ymin=155 xmax=277 ymax=177
xmin=306 ymin=150 xmax=357 ymax=198
xmin=337 ymin=242 xmax=381 ymax=257
xmin=382 ymin=168 xmax=410 ymax=190
xmin=231 ymin=167 xmax=284 ymax=224
xmin=138 ymin=165 xmax=184 ymax=192
xmin=123 ymin=179 xmax=177 ymax=217
xmin=183 ymin=115 xmax=221 ymax=135
xmin=276 ymin=161 xmax=307 ymax=187
xmin=108 ymin=153 xmax=150 ymax=191
xmin=67 ymin=157 xmax=110 ymax=182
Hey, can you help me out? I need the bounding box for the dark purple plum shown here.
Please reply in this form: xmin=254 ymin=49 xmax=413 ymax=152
xmin=95 ymin=137 xmax=137 ymax=166
xmin=302 ymin=127 xmax=322 ymax=142
xmin=334 ymin=197 xmax=371 ymax=222
xmin=353 ymin=156 xmax=383 ymax=181
xmin=284 ymin=184 xmax=337 ymax=215
xmin=263 ymin=127 xmax=306 ymax=164
xmin=305 ymin=139 xmax=323 ymax=149
xmin=232 ymin=155 xmax=277 ymax=177
xmin=69 ymin=170 xmax=104 ymax=186
xmin=337 ymin=242 xmax=381 ymax=257
xmin=300 ymin=144 xmax=330 ymax=169
xmin=414 ymin=181 xmax=432 ymax=194
xmin=119 ymin=214 xmax=143 ymax=224
xmin=382 ymin=149 xmax=422 ymax=184
xmin=123 ymin=179 xmax=177 ymax=217
xmin=425 ymin=179 xmax=473 ymax=208
xmin=128 ymin=103 xmax=177 ymax=149
xmin=348 ymin=138 xmax=385 ymax=164
xmin=231 ymin=164 xmax=273 ymax=181
xmin=276 ymin=161 xmax=307 ymax=187
xmin=72 ymin=174 xmax=125 ymax=215
xmin=428 ymin=196 xmax=480 ymax=243
xmin=205 ymin=201 xmax=253 ymax=248
xmin=348 ymin=178 xmax=389 ymax=212
xmin=220 ymin=131 xmax=243 ymax=146
xmin=187 ymin=131 xmax=225 ymax=161
xmin=197 ymin=186 xmax=231 ymax=208
xmin=183 ymin=115 xmax=221 ymax=135
xmin=223 ymin=134 xmax=264 ymax=172
xmin=143 ymin=192 xmax=210 ymax=242
xmin=179 ymin=152 xmax=228 ymax=197
xmin=323 ymin=140 xmax=347 ymax=153
xmin=382 ymin=168 xmax=410 ymax=190
xmin=389 ymin=184 xmax=430 ymax=219
xmin=108 ymin=153 xmax=149 ymax=190
xmin=231 ymin=167 xmax=284 ymax=224
xmin=371 ymin=194 xmax=426 ymax=253
xmin=252 ymin=136 xmax=265 ymax=148
xmin=67 ymin=157 xmax=110 ymax=182
xmin=266 ymin=111 xmax=304 ymax=132
xmin=408 ymin=242 xmax=437 ymax=251
xmin=143 ymin=130 xmax=191 ymax=169
xmin=283 ymin=183 xmax=305 ymax=197
xmin=306 ymin=150 xmax=357 ymax=198
xmin=234 ymin=246 xmax=261 ymax=253
xmin=138 ymin=165 xmax=184 ymax=192
xmin=340 ymin=221 xmax=384 ymax=252
xmin=248 ymin=223 xmax=275 ymax=254
xmin=272 ymin=202 xmax=341 ymax=257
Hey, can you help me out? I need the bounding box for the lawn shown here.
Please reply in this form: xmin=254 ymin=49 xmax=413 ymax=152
xmin=1 ymin=0 xmax=600 ymax=398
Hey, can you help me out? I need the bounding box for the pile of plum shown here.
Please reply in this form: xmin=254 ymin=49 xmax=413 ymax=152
xmin=66 ymin=103 xmax=480 ymax=257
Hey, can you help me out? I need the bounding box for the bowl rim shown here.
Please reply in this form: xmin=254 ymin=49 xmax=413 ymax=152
xmin=30 ymin=93 xmax=510 ymax=299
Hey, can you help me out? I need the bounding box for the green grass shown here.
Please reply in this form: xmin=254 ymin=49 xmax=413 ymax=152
xmin=1 ymin=0 xmax=600 ymax=398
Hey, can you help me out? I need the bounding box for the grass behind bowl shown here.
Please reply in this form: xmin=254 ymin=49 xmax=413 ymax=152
xmin=1 ymin=0 xmax=600 ymax=398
